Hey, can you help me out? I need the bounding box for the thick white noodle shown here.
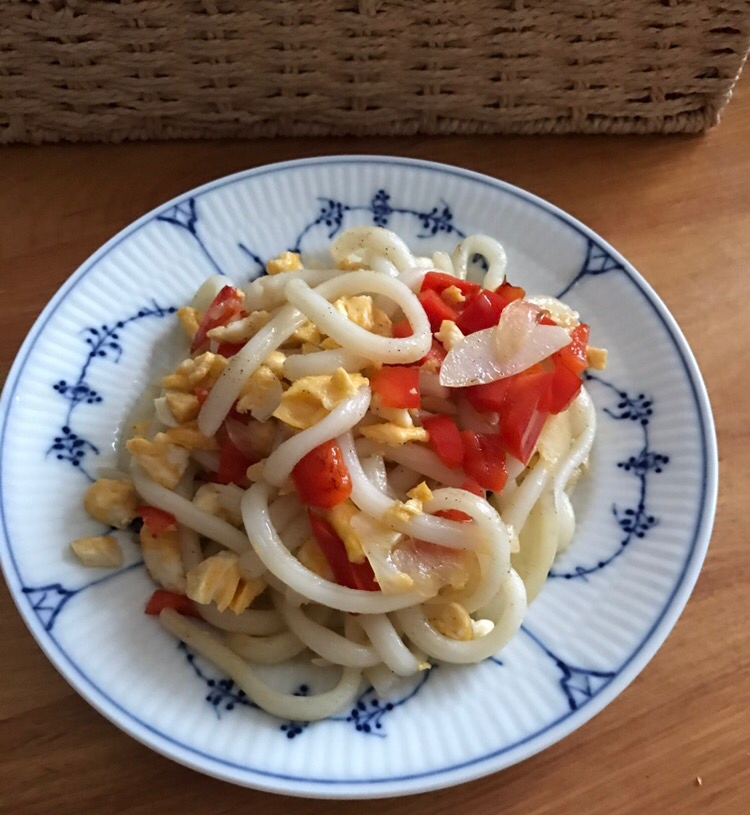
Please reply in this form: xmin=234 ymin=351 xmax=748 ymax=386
xmin=356 ymin=440 xmax=467 ymax=489
xmin=131 ymin=465 xmax=264 ymax=577
xmin=244 ymin=269 xmax=340 ymax=312
xmin=331 ymin=226 xmax=416 ymax=273
xmin=225 ymin=630 xmax=306 ymax=664
xmin=552 ymin=388 xmax=596 ymax=552
xmin=178 ymin=526 xmax=203 ymax=571
xmin=510 ymin=489 xmax=558 ymax=603
xmin=360 ymin=454 xmax=393 ymax=496
xmin=395 ymin=569 xmax=526 ymax=663
xmin=242 ymin=481 xmax=430 ymax=612
xmin=452 ymin=235 xmax=508 ymax=289
xmin=160 ymin=609 xmax=362 ymax=721
xmin=340 ymin=433 xmax=479 ymax=550
xmin=283 ymin=349 xmax=369 ymax=379
xmin=263 ymin=387 xmax=371 ymax=487
xmin=364 ymin=663 xmax=400 ymax=697
xmin=431 ymin=250 xmax=454 ymax=274
xmin=197 ymin=602 xmax=286 ymax=635
xmin=278 ymin=602 xmax=381 ymax=668
xmin=424 ymin=489 xmax=510 ymax=613
xmin=285 ymin=272 xmax=431 ymax=364
xmin=495 ymin=456 xmax=551 ymax=536
xmin=358 ymin=614 xmax=422 ymax=676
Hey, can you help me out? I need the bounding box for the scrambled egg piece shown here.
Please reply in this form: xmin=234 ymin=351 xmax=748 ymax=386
xmin=435 ymin=319 xmax=464 ymax=351
xmin=186 ymin=551 xmax=265 ymax=613
xmin=140 ymin=526 xmax=185 ymax=592
xmin=70 ymin=535 xmax=123 ymax=568
xmin=235 ymin=365 xmax=283 ymax=416
xmin=83 ymin=478 xmax=139 ymax=529
xmin=407 ymin=481 xmax=434 ymax=504
xmin=162 ymin=352 xmax=226 ymax=392
xmin=319 ymin=336 xmax=341 ymax=350
xmin=442 ymin=285 xmax=466 ymax=305
xmin=370 ymin=400 xmax=414 ymax=428
xmin=177 ymin=306 xmax=200 ymax=339
xmin=273 ymin=368 xmax=367 ymax=429
xmin=587 ymin=346 xmax=608 ymax=370
xmin=126 ymin=434 xmax=191 ymax=489
xmin=266 ymin=251 xmax=303 ymax=275
xmin=192 ymin=483 xmax=242 ymax=526
xmin=164 ymin=391 xmax=200 ymax=424
xmin=289 ymin=319 xmax=322 ymax=346
xmin=333 ymin=295 xmax=373 ymax=329
xmin=207 ymin=310 xmax=271 ymax=344
xmin=297 ymin=537 xmax=335 ymax=581
xmin=359 ymin=423 xmax=429 ymax=446
xmin=164 ymin=422 xmax=219 ymax=452
xmin=427 ymin=602 xmax=474 ymax=641
xmin=384 ymin=497 xmax=425 ymax=525
xmin=328 ymin=500 xmax=365 ymax=563
xmin=332 ymin=295 xmax=392 ymax=337
xmin=336 ymin=257 xmax=366 ymax=271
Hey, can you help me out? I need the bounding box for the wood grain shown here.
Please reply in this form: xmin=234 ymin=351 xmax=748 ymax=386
xmin=1 ymin=78 xmax=749 ymax=814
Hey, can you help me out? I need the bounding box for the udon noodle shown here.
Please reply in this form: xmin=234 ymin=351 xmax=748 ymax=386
xmin=73 ymin=227 xmax=603 ymax=721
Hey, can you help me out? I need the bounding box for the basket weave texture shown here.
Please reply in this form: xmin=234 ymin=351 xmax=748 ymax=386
xmin=2 ymin=0 xmax=749 ymax=144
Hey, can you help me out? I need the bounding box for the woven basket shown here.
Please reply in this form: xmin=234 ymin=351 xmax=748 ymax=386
xmin=2 ymin=0 xmax=749 ymax=144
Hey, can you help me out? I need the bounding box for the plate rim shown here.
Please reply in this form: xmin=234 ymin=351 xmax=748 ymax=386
xmin=0 ymin=155 xmax=718 ymax=798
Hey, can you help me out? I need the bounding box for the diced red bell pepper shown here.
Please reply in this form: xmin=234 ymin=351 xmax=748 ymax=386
xmin=191 ymin=286 xmax=245 ymax=353
xmin=496 ymin=280 xmax=526 ymax=302
xmin=370 ymin=366 xmax=421 ymax=409
xmin=136 ymin=505 xmax=177 ymax=535
xmin=292 ymin=440 xmax=352 ymax=508
xmin=541 ymin=362 xmax=583 ymax=414
xmin=436 ymin=478 xmax=485 ymax=521
xmin=421 ymin=271 xmax=481 ymax=298
xmin=216 ymin=341 xmax=245 ymax=358
xmin=308 ymin=512 xmax=380 ymax=591
xmin=144 ymin=590 xmax=200 ymax=618
xmin=416 ymin=339 xmax=447 ymax=371
xmin=435 ymin=509 xmax=472 ymax=522
xmin=215 ymin=437 xmax=255 ymax=485
xmin=500 ymin=370 xmax=554 ymax=463
xmin=195 ymin=386 xmax=211 ymax=406
xmin=556 ymin=323 xmax=589 ymax=376
xmin=456 ymin=289 xmax=511 ymax=334
xmin=461 ymin=431 xmax=508 ymax=492
xmin=465 ymin=378 xmax=514 ymax=414
xmin=392 ymin=320 xmax=414 ymax=338
xmin=418 ymin=289 xmax=459 ymax=332
xmin=422 ymin=414 xmax=464 ymax=469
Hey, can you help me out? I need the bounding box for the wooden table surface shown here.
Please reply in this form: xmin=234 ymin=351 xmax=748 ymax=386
xmin=2 ymin=78 xmax=749 ymax=814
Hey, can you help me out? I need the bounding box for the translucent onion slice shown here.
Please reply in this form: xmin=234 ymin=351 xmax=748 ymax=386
xmin=440 ymin=300 xmax=571 ymax=387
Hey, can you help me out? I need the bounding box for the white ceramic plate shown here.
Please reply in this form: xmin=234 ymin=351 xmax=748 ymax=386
xmin=0 ymin=157 xmax=717 ymax=798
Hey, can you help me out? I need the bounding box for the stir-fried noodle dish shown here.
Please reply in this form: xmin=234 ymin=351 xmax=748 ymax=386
xmin=72 ymin=227 xmax=606 ymax=722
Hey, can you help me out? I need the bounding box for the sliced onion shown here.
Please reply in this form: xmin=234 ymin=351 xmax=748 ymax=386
xmin=440 ymin=300 xmax=571 ymax=387
xmin=225 ymin=417 xmax=262 ymax=459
